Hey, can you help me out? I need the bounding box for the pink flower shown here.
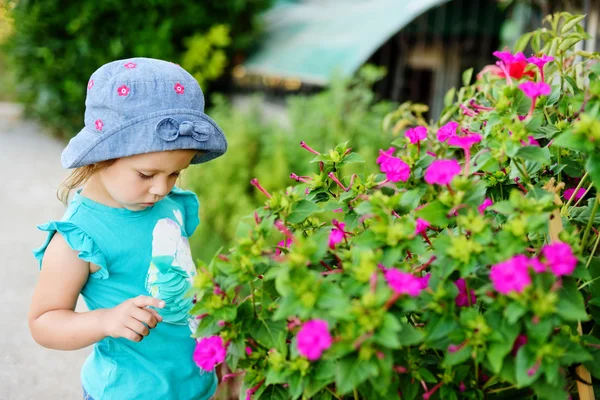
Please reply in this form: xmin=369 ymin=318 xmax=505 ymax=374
xmin=424 ymin=159 xmax=461 ymax=185
xmin=541 ymin=242 xmax=577 ymax=276
xmin=405 ymin=126 xmax=427 ymax=144
xmin=527 ymin=55 xmax=554 ymax=70
xmin=454 ymin=279 xmax=476 ymax=307
xmin=478 ymin=198 xmax=493 ymax=214
xmin=437 ymin=121 xmax=459 ymax=142
xmin=519 ymin=81 xmax=551 ymax=99
xmin=380 ymin=157 xmax=411 ymax=182
xmin=124 ymin=62 xmax=137 ymax=69
xmin=328 ymin=222 xmax=347 ymax=249
xmin=296 ymin=319 xmax=332 ymax=361
xmin=87 ymin=80 xmax=94 ymax=90
xmin=174 ymin=82 xmax=185 ymax=94
xmin=493 ymin=51 xmax=535 ymax=84
xmin=384 ymin=269 xmax=424 ymax=297
xmin=376 ymin=147 xmax=396 ymax=165
xmin=420 ymin=273 xmax=431 ymax=289
xmin=564 ymin=187 xmax=587 ymax=201
xmin=245 ymin=347 xmax=253 ymax=356
xmin=117 ymin=85 xmax=130 ymax=96
xmin=447 ymin=133 xmax=482 ymax=150
xmin=490 ymin=256 xmax=532 ymax=295
xmin=95 ymin=119 xmax=104 ymax=131
xmin=528 ymin=256 xmax=546 ymax=273
xmin=193 ymin=336 xmax=227 ymax=371
xmin=521 ymin=136 xmax=540 ymax=146
xmin=415 ymin=218 xmax=430 ymax=235
xmin=276 ymin=238 xmax=292 ymax=255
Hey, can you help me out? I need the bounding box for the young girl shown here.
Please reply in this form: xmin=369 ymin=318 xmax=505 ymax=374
xmin=28 ymin=58 xmax=227 ymax=400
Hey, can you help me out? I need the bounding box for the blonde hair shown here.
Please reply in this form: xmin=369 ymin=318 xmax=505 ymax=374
xmin=57 ymin=160 xmax=116 ymax=205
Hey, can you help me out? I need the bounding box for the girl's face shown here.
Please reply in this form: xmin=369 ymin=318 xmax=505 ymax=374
xmin=93 ymin=150 xmax=197 ymax=210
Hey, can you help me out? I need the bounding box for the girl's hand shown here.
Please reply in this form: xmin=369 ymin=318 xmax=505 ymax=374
xmin=102 ymin=295 xmax=165 ymax=342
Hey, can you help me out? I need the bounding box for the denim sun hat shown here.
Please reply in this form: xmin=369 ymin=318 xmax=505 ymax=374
xmin=61 ymin=57 xmax=227 ymax=168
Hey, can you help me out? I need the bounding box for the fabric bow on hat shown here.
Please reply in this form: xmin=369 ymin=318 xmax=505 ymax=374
xmin=155 ymin=117 xmax=211 ymax=142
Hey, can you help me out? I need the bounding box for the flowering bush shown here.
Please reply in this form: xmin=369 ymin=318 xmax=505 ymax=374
xmin=191 ymin=13 xmax=600 ymax=400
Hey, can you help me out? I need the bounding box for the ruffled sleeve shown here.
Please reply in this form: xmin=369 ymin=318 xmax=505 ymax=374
xmin=168 ymin=187 xmax=200 ymax=237
xmin=32 ymin=221 xmax=109 ymax=279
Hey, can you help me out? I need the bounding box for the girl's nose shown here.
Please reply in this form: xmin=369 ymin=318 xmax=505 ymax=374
xmin=149 ymin=179 xmax=169 ymax=197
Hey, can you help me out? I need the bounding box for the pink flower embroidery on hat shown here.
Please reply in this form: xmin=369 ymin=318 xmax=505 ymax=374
xmin=124 ymin=62 xmax=137 ymax=69
xmin=95 ymin=119 xmax=104 ymax=131
xmin=174 ymin=83 xmax=185 ymax=94
xmin=117 ymin=85 xmax=130 ymax=96
xmin=87 ymin=80 xmax=94 ymax=90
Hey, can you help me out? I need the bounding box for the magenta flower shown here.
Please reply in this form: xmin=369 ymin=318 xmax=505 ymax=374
xmin=87 ymin=79 xmax=94 ymax=90
xmin=447 ymin=133 xmax=482 ymax=150
xmin=519 ymin=81 xmax=552 ymax=99
xmin=424 ymin=159 xmax=461 ymax=185
xmin=380 ymin=157 xmax=411 ymax=182
xmin=564 ymin=187 xmax=587 ymax=201
xmin=420 ymin=273 xmax=431 ymax=289
xmin=541 ymin=242 xmax=577 ymax=276
xmin=328 ymin=222 xmax=347 ymax=249
xmin=489 ymin=256 xmax=532 ymax=295
xmin=454 ymin=279 xmax=476 ymax=307
xmin=527 ymin=55 xmax=554 ymax=81
xmin=376 ymin=147 xmax=396 ymax=165
xmin=384 ymin=269 xmax=424 ymax=297
xmin=521 ymin=136 xmax=540 ymax=147
xmin=519 ymin=81 xmax=551 ymax=119
xmin=95 ymin=119 xmax=104 ymax=131
xmin=193 ymin=336 xmax=227 ymax=371
xmin=174 ymin=82 xmax=185 ymax=94
xmin=478 ymin=198 xmax=493 ymax=215
xmin=117 ymin=85 xmax=130 ymax=96
xmin=415 ymin=218 xmax=431 ymax=235
xmin=245 ymin=347 xmax=253 ymax=356
xmin=405 ymin=126 xmax=427 ymax=144
xmin=437 ymin=121 xmax=459 ymax=142
xmin=276 ymin=238 xmax=292 ymax=255
xmin=124 ymin=62 xmax=137 ymax=69
xmin=493 ymin=51 xmax=533 ymax=85
xmin=296 ymin=319 xmax=332 ymax=361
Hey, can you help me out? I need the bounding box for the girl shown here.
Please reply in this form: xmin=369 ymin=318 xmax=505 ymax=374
xmin=28 ymin=58 xmax=227 ymax=400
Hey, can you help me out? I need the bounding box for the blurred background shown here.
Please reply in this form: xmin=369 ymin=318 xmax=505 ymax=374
xmin=0 ymin=0 xmax=598 ymax=399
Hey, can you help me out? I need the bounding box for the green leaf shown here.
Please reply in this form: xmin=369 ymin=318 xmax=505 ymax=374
xmin=514 ymin=32 xmax=533 ymax=52
xmin=444 ymin=87 xmax=456 ymax=107
xmin=335 ymin=356 xmax=376 ymax=395
xmin=586 ymin=154 xmax=600 ymax=190
xmin=444 ymin=344 xmax=472 ymax=366
xmin=260 ymin=385 xmax=289 ymax=400
xmin=516 ymin=146 xmax=551 ymax=164
xmin=515 ymin=347 xmax=541 ymax=387
xmin=340 ymin=152 xmax=365 ymax=165
xmin=556 ymin=278 xmax=589 ymax=321
xmin=415 ymin=201 xmax=451 ymax=227
xmin=487 ymin=342 xmax=512 ymax=374
xmin=398 ymin=322 xmax=425 ymax=346
xmin=552 ymin=130 xmax=594 ymax=152
xmin=462 ymin=68 xmax=473 ymax=86
xmin=250 ymin=318 xmax=287 ymax=352
xmin=374 ymin=314 xmax=402 ymax=349
xmin=504 ymin=302 xmax=527 ymax=324
xmin=561 ymin=15 xmax=586 ymax=34
xmin=426 ymin=314 xmax=458 ymax=342
xmin=288 ymin=200 xmax=321 ymax=224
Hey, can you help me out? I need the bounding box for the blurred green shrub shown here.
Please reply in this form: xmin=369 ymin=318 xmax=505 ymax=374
xmin=183 ymin=67 xmax=399 ymax=261
xmin=2 ymin=0 xmax=273 ymax=138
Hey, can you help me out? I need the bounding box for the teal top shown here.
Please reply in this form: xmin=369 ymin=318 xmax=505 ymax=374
xmin=33 ymin=187 xmax=216 ymax=400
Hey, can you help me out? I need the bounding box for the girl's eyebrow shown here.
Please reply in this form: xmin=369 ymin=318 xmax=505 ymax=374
xmin=138 ymin=168 xmax=183 ymax=173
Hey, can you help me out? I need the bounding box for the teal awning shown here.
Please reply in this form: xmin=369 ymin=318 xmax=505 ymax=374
xmin=243 ymin=0 xmax=449 ymax=85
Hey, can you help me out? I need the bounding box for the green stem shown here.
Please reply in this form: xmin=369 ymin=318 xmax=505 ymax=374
xmin=514 ymin=160 xmax=530 ymax=183
xmin=585 ymin=231 xmax=600 ymax=270
xmin=325 ymin=387 xmax=342 ymax=400
xmin=353 ymin=387 xmax=359 ymax=400
xmin=581 ymin=194 xmax=599 ymax=249
xmin=482 ymin=375 xmax=499 ymax=390
xmin=561 ymin=171 xmax=588 ymax=215
xmin=250 ymin=281 xmax=257 ymax=317
xmin=486 ymin=385 xmax=517 ymax=394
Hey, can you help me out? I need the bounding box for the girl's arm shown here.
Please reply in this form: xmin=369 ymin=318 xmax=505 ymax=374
xmin=28 ymin=234 xmax=164 ymax=350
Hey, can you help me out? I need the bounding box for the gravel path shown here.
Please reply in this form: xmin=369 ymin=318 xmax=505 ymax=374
xmin=0 ymin=103 xmax=88 ymax=399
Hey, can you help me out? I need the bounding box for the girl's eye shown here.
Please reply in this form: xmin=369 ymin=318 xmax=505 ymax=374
xmin=138 ymin=172 xmax=153 ymax=180
xmin=171 ymin=172 xmax=180 ymax=178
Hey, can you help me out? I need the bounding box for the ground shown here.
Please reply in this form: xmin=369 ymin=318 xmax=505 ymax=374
xmin=0 ymin=102 xmax=88 ymax=399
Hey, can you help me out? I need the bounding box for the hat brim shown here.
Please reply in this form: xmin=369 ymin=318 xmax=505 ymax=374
xmin=61 ymin=109 xmax=227 ymax=168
